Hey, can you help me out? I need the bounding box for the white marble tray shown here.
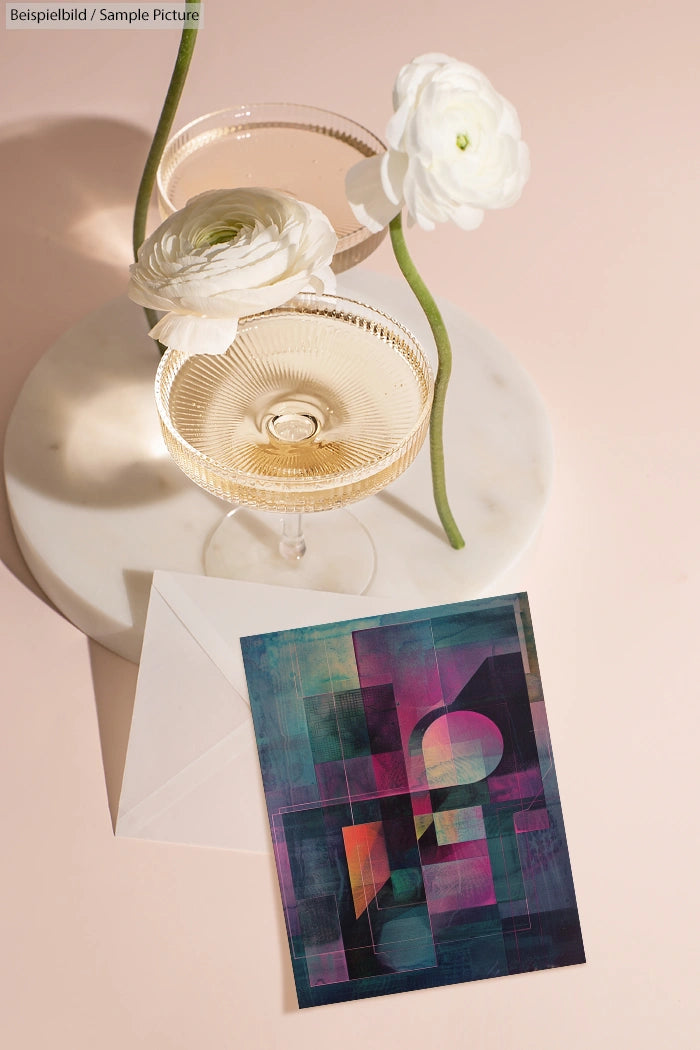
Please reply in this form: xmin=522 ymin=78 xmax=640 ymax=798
xmin=4 ymin=269 xmax=553 ymax=663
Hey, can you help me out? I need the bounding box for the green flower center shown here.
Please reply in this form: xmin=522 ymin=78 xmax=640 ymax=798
xmin=202 ymin=222 xmax=243 ymax=244
xmin=198 ymin=222 xmax=243 ymax=247
xmin=456 ymin=132 xmax=470 ymax=151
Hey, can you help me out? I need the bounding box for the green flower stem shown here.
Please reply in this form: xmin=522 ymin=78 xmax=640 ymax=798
xmin=132 ymin=0 xmax=200 ymax=340
xmin=389 ymin=212 xmax=465 ymax=550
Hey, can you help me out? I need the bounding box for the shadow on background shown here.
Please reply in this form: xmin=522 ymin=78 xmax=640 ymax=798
xmin=0 ymin=115 xmax=156 ymax=592
xmin=89 ymin=637 xmax=139 ymax=829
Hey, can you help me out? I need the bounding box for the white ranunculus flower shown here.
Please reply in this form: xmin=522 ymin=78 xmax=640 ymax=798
xmin=128 ymin=188 xmax=337 ymax=355
xmin=346 ymin=53 xmax=530 ymax=232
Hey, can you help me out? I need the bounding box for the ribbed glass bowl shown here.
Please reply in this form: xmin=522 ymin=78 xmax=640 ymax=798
xmin=156 ymin=103 xmax=387 ymax=273
xmin=155 ymin=294 xmax=433 ymax=514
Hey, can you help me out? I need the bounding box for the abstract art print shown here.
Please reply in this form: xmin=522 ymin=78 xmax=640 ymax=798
xmin=240 ymin=593 xmax=585 ymax=1007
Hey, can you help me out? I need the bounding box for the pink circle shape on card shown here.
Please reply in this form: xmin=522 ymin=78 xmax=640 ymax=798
xmin=422 ymin=711 xmax=504 ymax=789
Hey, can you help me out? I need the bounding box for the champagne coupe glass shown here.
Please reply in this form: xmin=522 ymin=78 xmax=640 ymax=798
xmin=156 ymin=103 xmax=387 ymax=273
xmin=154 ymin=294 xmax=433 ymax=593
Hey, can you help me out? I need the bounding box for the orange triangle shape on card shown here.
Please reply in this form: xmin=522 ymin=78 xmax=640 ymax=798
xmin=342 ymin=821 xmax=391 ymax=919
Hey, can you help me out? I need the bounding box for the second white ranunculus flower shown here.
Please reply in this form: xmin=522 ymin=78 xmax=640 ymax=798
xmin=346 ymin=52 xmax=530 ymax=232
xmin=128 ymin=187 xmax=337 ymax=355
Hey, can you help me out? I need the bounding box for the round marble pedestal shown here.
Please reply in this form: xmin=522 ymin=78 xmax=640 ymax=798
xmin=4 ymin=270 xmax=552 ymax=663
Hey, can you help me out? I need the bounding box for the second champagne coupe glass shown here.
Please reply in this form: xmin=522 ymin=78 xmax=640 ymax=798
xmin=156 ymin=103 xmax=387 ymax=273
xmin=155 ymin=294 xmax=433 ymax=593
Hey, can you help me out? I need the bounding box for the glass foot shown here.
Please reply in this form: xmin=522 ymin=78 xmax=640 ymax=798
xmin=204 ymin=507 xmax=376 ymax=594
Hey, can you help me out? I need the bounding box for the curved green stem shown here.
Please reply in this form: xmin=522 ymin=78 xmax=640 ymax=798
xmin=389 ymin=213 xmax=465 ymax=549
xmin=132 ymin=0 xmax=200 ymax=343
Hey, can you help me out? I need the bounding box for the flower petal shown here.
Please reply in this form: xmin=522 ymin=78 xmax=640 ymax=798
xmin=346 ymin=154 xmax=402 ymax=233
xmin=149 ymin=312 xmax=240 ymax=356
xmin=381 ymin=149 xmax=408 ymax=207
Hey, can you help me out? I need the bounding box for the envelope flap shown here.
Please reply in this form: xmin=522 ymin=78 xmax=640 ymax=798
xmin=152 ymin=570 xmax=255 ymax=700
xmin=117 ymin=584 xmax=250 ymax=821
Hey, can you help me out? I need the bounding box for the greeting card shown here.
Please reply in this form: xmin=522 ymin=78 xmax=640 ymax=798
xmin=241 ymin=593 xmax=584 ymax=1007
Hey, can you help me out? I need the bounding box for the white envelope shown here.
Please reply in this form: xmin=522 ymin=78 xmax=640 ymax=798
xmin=116 ymin=571 xmax=398 ymax=853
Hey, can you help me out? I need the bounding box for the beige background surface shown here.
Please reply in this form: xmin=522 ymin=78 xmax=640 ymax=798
xmin=1 ymin=2 xmax=698 ymax=1047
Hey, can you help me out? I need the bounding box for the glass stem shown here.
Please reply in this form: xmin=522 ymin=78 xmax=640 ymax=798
xmin=279 ymin=514 xmax=307 ymax=562
xmin=132 ymin=0 xmax=200 ymax=350
xmin=389 ymin=213 xmax=465 ymax=550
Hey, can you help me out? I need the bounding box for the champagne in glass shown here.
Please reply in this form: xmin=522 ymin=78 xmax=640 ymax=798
xmin=155 ymin=294 xmax=433 ymax=593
